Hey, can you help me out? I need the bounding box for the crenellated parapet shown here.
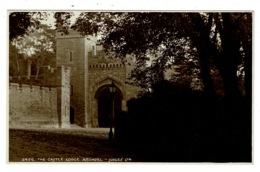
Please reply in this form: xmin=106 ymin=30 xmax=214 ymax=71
xmin=89 ymin=63 xmax=125 ymax=69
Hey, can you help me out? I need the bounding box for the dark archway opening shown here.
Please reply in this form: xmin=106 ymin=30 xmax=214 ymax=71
xmin=96 ymin=85 xmax=123 ymax=128
xmin=70 ymin=107 xmax=75 ymax=124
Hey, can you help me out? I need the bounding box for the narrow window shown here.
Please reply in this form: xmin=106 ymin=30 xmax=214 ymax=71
xmin=70 ymin=85 xmax=74 ymax=96
xmin=69 ymin=52 xmax=73 ymax=62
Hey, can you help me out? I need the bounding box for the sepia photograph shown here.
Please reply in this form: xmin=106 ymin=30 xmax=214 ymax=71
xmin=8 ymin=10 xmax=253 ymax=163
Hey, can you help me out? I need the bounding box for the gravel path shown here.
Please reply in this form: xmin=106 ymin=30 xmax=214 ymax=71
xmin=9 ymin=127 xmax=135 ymax=162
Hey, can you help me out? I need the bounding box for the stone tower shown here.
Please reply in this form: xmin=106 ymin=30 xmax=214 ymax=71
xmin=56 ymin=30 xmax=138 ymax=128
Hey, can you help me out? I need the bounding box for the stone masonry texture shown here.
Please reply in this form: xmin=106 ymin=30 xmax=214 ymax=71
xmin=9 ymin=83 xmax=59 ymax=128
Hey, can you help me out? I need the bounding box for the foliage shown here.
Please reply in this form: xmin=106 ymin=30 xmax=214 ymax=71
xmin=55 ymin=12 xmax=251 ymax=100
xmin=9 ymin=12 xmax=48 ymax=42
xmin=11 ymin=25 xmax=56 ymax=79
xmin=54 ymin=12 xmax=74 ymax=34
xmin=9 ymin=12 xmax=55 ymax=83
xmin=9 ymin=42 xmax=23 ymax=77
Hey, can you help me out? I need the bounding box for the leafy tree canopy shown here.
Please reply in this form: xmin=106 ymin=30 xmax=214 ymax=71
xmin=9 ymin=12 xmax=56 ymax=81
xmin=9 ymin=12 xmax=48 ymax=42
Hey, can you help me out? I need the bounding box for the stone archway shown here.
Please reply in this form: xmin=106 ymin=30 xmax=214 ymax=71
xmin=95 ymin=84 xmax=123 ymax=128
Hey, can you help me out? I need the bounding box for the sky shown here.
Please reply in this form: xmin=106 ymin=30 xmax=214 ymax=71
xmin=40 ymin=11 xmax=81 ymax=29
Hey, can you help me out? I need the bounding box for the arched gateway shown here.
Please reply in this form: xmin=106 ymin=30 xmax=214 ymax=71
xmin=95 ymin=84 xmax=123 ymax=127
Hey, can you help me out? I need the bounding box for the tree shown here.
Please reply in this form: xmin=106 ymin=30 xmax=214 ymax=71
xmin=9 ymin=12 xmax=52 ymax=82
xmin=211 ymin=13 xmax=252 ymax=100
xmin=180 ymin=13 xmax=251 ymax=100
xmin=9 ymin=42 xmax=23 ymax=78
xmin=54 ymin=12 xmax=73 ymax=34
xmin=9 ymin=12 xmax=47 ymax=42
xmin=13 ymin=27 xmax=55 ymax=79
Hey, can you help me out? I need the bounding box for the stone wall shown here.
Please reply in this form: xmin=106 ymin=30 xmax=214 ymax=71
xmin=9 ymin=83 xmax=59 ymax=128
xmin=9 ymin=65 xmax=71 ymax=128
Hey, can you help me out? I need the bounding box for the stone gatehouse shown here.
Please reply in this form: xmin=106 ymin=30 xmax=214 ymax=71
xmin=56 ymin=30 xmax=139 ymax=128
